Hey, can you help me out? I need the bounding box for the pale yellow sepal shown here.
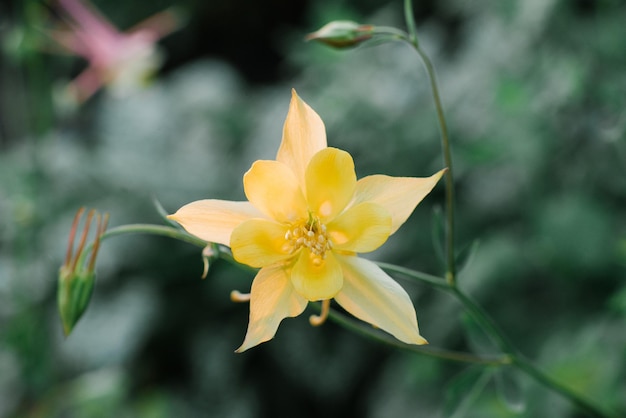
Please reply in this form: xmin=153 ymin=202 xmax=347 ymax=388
xmin=236 ymin=265 xmax=308 ymax=352
xmin=334 ymin=254 xmax=427 ymax=345
xmin=276 ymin=89 xmax=327 ymax=189
xmin=352 ymin=168 xmax=447 ymax=235
xmin=167 ymin=200 xmax=262 ymax=246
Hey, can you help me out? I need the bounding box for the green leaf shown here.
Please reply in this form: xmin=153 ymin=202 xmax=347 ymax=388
xmin=444 ymin=366 xmax=494 ymax=418
xmin=495 ymin=366 xmax=526 ymax=413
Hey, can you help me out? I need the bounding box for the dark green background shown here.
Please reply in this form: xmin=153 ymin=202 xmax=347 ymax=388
xmin=0 ymin=0 xmax=624 ymax=417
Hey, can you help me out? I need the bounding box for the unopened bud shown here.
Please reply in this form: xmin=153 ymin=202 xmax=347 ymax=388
xmin=58 ymin=208 xmax=109 ymax=336
xmin=306 ymin=21 xmax=374 ymax=49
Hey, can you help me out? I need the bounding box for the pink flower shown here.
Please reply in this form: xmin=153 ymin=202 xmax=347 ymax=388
xmin=49 ymin=0 xmax=180 ymax=102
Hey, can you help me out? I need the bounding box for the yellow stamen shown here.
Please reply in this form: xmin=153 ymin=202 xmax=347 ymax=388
xmin=285 ymin=216 xmax=332 ymax=262
xmin=230 ymin=290 xmax=251 ymax=303
xmin=309 ymin=299 xmax=330 ymax=326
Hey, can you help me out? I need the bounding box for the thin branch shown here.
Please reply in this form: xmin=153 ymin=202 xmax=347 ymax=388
xmin=327 ymin=308 xmax=510 ymax=366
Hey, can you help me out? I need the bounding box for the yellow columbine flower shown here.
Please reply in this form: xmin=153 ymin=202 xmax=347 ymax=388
xmin=169 ymin=90 xmax=445 ymax=352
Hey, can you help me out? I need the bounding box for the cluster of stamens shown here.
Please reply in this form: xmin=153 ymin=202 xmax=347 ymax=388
xmin=284 ymin=217 xmax=333 ymax=266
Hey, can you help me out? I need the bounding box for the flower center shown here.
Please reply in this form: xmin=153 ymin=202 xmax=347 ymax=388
xmin=284 ymin=217 xmax=333 ymax=266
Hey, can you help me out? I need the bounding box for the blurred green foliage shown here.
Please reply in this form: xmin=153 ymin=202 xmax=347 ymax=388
xmin=0 ymin=0 xmax=624 ymax=417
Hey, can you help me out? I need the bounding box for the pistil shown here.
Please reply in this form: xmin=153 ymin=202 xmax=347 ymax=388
xmin=284 ymin=217 xmax=333 ymax=264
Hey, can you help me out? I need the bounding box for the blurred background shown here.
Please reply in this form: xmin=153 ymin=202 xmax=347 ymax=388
xmin=1 ymin=0 xmax=625 ymax=417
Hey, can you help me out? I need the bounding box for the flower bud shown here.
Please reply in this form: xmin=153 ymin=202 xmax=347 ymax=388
xmin=58 ymin=208 xmax=108 ymax=336
xmin=305 ymin=21 xmax=374 ymax=49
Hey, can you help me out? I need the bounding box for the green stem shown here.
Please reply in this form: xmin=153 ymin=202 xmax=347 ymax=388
xmin=77 ymin=224 xmax=208 ymax=267
xmin=450 ymin=286 xmax=611 ymax=417
xmin=376 ymin=261 xmax=448 ymax=289
xmin=327 ymin=308 xmax=509 ymax=366
xmin=511 ymin=355 xmax=614 ymax=418
xmin=400 ymin=0 xmax=457 ymax=286
xmin=378 ymin=261 xmax=611 ymax=416
xmin=403 ymin=0 xmax=419 ymax=45
xmin=85 ymin=223 xmax=260 ymax=278
xmin=372 ymin=26 xmax=409 ymax=40
xmin=413 ymin=45 xmax=456 ymax=285
xmin=100 ymin=224 xmax=208 ymax=248
xmin=76 ymin=220 xmax=614 ymax=416
xmin=386 ymin=6 xmax=609 ymax=415
xmin=83 ymin=223 xmax=513 ymax=367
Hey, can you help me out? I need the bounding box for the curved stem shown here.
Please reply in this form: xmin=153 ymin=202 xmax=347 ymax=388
xmin=372 ymin=26 xmax=409 ymax=39
xmin=413 ymin=46 xmax=456 ymax=285
xmin=82 ymin=223 xmax=509 ymax=367
xmin=100 ymin=224 xmax=208 ymax=247
xmin=377 ymin=261 xmax=612 ymax=416
xmin=327 ymin=308 xmax=509 ymax=366
xmin=77 ymin=224 xmax=208 ymax=267
xmin=403 ymin=0 xmax=419 ymax=45
xmin=511 ymin=355 xmax=614 ymax=418
xmin=400 ymin=0 xmax=456 ymax=286
xmin=388 ymin=5 xmax=609 ymax=415
xmin=78 ymin=222 xmax=261 ymax=285
xmin=450 ymin=285 xmax=612 ymax=417
xmin=375 ymin=261 xmax=448 ymax=289
xmin=79 ymin=221 xmax=614 ymax=416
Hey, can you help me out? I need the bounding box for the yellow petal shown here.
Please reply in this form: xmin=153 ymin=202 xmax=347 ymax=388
xmin=276 ymin=89 xmax=327 ymax=188
xmin=243 ymin=160 xmax=308 ymax=224
xmin=236 ymin=265 xmax=308 ymax=352
xmin=291 ymin=250 xmax=343 ymax=301
xmin=231 ymin=219 xmax=292 ymax=268
xmin=351 ymin=169 xmax=446 ymax=234
xmin=305 ymin=148 xmax=356 ymax=222
xmin=327 ymin=202 xmax=391 ymax=253
xmin=334 ymin=254 xmax=427 ymax=345
xmin=168 ymin=200 xmax=262 ymax=246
